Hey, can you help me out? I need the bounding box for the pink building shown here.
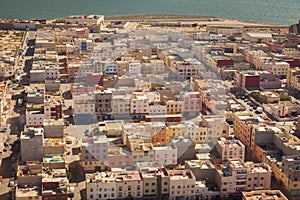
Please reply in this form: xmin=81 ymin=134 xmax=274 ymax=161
xmin=182 ymin=92 xmax=202 ymax=114
xmin=108 ymin=147 xmax=133 ymax=168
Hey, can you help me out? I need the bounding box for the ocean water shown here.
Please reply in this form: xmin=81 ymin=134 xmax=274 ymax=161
xmin=0 ymin=0 xmax=299 ymax=25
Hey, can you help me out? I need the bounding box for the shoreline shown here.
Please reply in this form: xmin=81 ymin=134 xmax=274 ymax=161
xmin=105 ymin=14 xmax=286 ymax=27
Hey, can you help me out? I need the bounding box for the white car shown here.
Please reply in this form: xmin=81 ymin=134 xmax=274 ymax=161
xmin=8 ymin=181 xmax=14 ymax=187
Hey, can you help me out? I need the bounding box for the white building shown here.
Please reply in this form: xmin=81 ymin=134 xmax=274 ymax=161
xmin=73 ymin=93 xmax=95 ymax=115
xmin=270 ymin=61 xmax=290 ymax=76
xmin=81 ymin=136 xmax=108 ymax=172
xmin=130 ymin=94 xmax=149 ymax=114
xmin=26 ymin=110 xmax=44 ymax=127
xmin=128 ymin=61 xmax=141 ymax=75
xmin=150 ymin=59 xmax=165 ymax=72
xmin=112 ymin=94 xmax=130 ymax=115
xmin=202 ymin=115 xmax=226 ymax=143
xmin=149 ymin=104 xmax=166 ymax=115
xmin=86 ymin=172 xmax=116 ymax=200
xmin=45 ymin=64 xmax=60 ymax=80
xmin=153 ymin=145 xmax=177 ymax=166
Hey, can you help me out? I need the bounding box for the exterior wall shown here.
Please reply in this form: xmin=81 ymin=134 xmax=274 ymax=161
xmin=21 ymin=129 xmax=44 ymax=162
xmin=130 ymin=95 xmax=149 ymax=114
xmin=0 ymin=62 xmax=14 ymax=79
xmin=182 ymin=92 xmax=202 ymax=113
xmin=154 ymin=146 xmax=177 ymax=166
xmin=86 ymin=175 xmax=116 ymax=200
xmin=128 ymin=62 xmax=141 ymax=75
xmin=26 ymin=112 xmax=44 ymax=127
xmin=131 ymin=149 xmax=155 ymax=164
xmin=149 ymin=104 xmax=166 ymax=115
xmin=166 ymin=100 xmax=182 ymax=114
xmin=243 ymin=75 xmax=260 ymax=90
xmin=112 ymin=95 xmax=130 ymax=115
xmin=81 ymin=137 xmax=108 ymax=172
xmin=108 ymin=154 xmax=133 ymax=168
xmin=215 ymin=139 xmax=245 ymax=161
xmin=30 ymin=70 xmax=46 ymax=82
xmin=169 ymin=170 xmax=196 ymax=199
xmin=94 ymin=90 xmax=112 ymax=115
xmin=45 ymin=67 xmax=59 ymax=80
xmin=43 ymin=121 xmax=64 ymax=138
xmin=73 ymin=93 xmax=95 ymax=115
xmin=114 ymin=172 xmax=143 ymax=199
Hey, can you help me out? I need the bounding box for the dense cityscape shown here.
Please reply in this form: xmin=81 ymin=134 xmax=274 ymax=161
xmin=0 ymin=15 xmax=300 ymax=200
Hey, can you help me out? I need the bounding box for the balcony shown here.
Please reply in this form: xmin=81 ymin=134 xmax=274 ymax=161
xmin=237 ymin=175 xmax=246 ymax=180
xmin=237 ymin=170 xmax=247 ymax=174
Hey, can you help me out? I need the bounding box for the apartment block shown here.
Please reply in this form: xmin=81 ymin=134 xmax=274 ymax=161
xmin=129 ymin=138 xmax=155 ymax=164
xmin=153 ymin=145 xmax=177 ymax=166
xmin=168 ymin=169 xmax=197 ymax=200
xmin=114 ymin=170 xmax=143 ymax=199
xmin=130 ymin=93 xmax=149 ymax=114
xmin=94 ymin=89 xmax=112 ymax=115
xmin=107 ymin=146 xmax=132 ymax=168
xmin=166 ymin=100 xmax=182 ymax=114
xmin=242 ymin=190 xmax=288 ymax=200
xmin=80 ymin=136 xmax=108 ymax=172
xmin=137 ymin=162 xmax=170 ymax=199
xmin=182 ymin=92 xmax=202 ymax=114
xmin=215 ymin=138 xmax=245 ymax=161
xmin=21 ymin=128 xmax=44 ymax=162
xmin=86 ymin=172 xmax=116 ymax=200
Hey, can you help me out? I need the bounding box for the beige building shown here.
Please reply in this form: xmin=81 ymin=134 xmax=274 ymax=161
xmin=166 ymin=100 xmax=182 ymax=114
xmin=245 ymin=162 xmax=272 ymax=191
xmin=43 ymin=138 xmax=65 ymax=155
xmin=114 ymin=170 xmax=143 ymax=199
xmin=137 ymin=162 xmax=170 ymax=199
xmin=130 ymin=93 xmax=149 ymax=114
xmin=21 ymin=128 xmax=44 ymax=162
xmin=168 ymin=169 xmax=197 ymax=199
xmin=112 ymin=94 xmax=130 ymax=115
xmin=129 ymin=138 xmax=154 ymax=164
xmin=0 ymin=61 xmax=14 ymax=79
xmin=15 ymin=185 xmax=41 ymax=200
xmin=287 ymin=67 xmax=300 ymax=91
xmin=17 ymin=161 xmax=42 ymax=187
xmin=215 ymin=160 xmax=272 ymax=196
xmin=80 ymin=136 xmax=108 ymax=172
xmin=86 ymin=172 xmax=116 ymax=200
xmin=215 ymin=138 xmax=245 ymax=161
xmin=242 ymin=190 xmax=288 ymax=200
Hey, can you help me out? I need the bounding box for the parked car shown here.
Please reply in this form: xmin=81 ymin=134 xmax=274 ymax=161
xmin=8 ymin=181 xmax=14 ymax=187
